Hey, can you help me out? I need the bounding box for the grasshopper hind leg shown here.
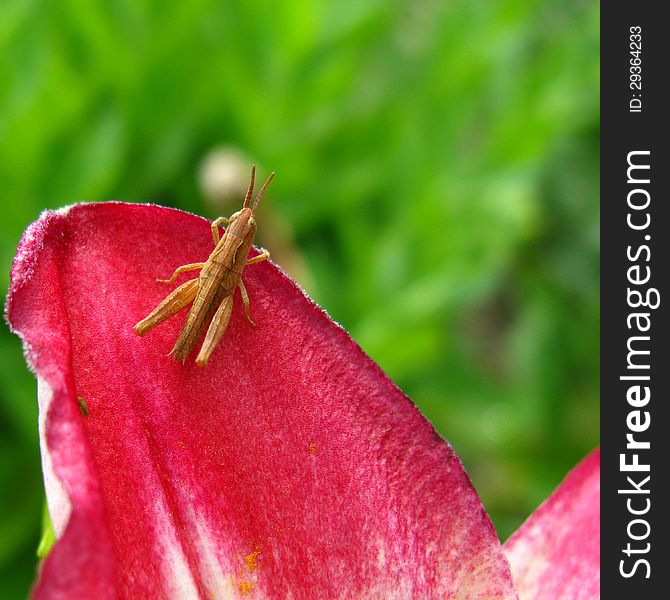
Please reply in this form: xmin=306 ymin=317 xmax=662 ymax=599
xmin=195 ymin=295 xmax=234 ymax=367
xmin=134 ymin=278 xmax=199 ymax=336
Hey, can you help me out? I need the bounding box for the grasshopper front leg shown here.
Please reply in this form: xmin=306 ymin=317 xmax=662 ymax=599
xmin=238 ymin=279 xmax=255 ymax=326
xmin=246 ymin=249 xmax=270 ymax=266
xmin=211 ymin=217 xmax=229 ymax=246
xmin=156 ymin=263 xmax=206 ymax=284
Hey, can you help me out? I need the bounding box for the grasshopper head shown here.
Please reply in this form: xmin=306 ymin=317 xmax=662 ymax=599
xmin=225 ymin=207 xmax=255 ymax=238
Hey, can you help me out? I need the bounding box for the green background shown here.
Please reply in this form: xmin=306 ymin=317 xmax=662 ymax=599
xmin=0 ymin=0 xmax=599 ymax=595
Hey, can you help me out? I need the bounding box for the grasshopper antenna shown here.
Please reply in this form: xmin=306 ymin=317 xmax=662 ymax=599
xmin=252 ymin=171 xmax=275 ymax=213
xmin=243 ymin=164 xmax=256 ymax=208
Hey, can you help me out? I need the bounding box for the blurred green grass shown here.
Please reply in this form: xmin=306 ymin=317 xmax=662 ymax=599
xmin=1 ymin=0 xmax=599 ymax=594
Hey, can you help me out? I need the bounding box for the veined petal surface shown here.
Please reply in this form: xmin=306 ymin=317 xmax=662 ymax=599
xmin=7 ymin=203 xmax=517 ymax=599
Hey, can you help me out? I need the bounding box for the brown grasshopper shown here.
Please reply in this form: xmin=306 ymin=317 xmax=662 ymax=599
xmin=134 ymin=165 xmax=274 ymax=367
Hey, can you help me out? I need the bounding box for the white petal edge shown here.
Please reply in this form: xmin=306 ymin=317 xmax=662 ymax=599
xmin=38 ymin=377 xmax=71 ymax=539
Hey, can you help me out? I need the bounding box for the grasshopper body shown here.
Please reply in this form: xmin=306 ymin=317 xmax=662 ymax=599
xmin=134 ymin=165 xmax=273 ymax=367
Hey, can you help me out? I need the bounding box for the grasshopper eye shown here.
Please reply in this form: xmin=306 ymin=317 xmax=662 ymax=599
xmin=228 ymin=210 xmax=242 ymax=222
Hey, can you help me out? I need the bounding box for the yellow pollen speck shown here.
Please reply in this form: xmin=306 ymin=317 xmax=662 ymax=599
xmin=238 ymin=581 xmax=253 ymax=595
xmin=307 ymin=442 xmax=317 ymax=454
xmin=245 ymin=550 xmax=261 ymax=572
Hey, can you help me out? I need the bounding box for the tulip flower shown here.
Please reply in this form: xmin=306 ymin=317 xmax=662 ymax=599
xmin=6 ymin=203 xmax=599 ymax=599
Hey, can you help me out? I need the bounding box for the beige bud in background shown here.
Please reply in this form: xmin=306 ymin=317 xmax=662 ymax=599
xmin=197 ymin=147 xmax=315 ymax=294
xmin=198 ymin=147 xmax=251 ymax=210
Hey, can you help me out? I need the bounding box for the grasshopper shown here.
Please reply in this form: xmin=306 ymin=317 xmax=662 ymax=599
xmin=134 ymin=165 xmax=274 ymax=367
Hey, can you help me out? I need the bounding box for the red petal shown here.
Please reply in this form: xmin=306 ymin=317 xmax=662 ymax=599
xmin=7 ymin=203 xmax=517 ymax=599
xmin=504 ymin=448 xmax=600 ymax=600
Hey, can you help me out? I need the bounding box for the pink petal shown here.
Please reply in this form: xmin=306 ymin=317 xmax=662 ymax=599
xmin=504 ymin=448 xmax=600 ymax=600
xmin=7 ymin=203 xmax=517 ymax=599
